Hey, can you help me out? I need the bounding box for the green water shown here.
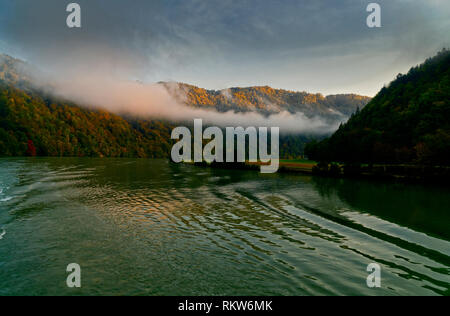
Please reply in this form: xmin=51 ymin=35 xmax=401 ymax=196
xmin=0 ymin=158 xmax=449 ymax=296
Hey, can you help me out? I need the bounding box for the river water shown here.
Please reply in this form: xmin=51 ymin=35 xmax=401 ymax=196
xmin=0 ymin=158 xmax=449 ymax=295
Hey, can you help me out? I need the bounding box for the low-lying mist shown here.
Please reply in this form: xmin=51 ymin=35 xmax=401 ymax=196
xmin=13 ymin=56 xmax=343 ymax=135
xmin=47 ymin=78 xmax=340 ymax=134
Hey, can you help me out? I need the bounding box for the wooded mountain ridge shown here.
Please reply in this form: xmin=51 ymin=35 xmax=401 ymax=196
xmin=0 ymin=54 xmax=371 ymax=158
xmin=305 ymin=49 xmax=450 ymax=166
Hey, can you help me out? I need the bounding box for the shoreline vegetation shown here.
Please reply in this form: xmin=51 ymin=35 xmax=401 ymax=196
xmin=185 ymin=159 xmax=316 ymax=174
xmin=304 ymin=49 xmax=450 ymax=170
xmin=184 ymin=159 xmax=450 ymax=184
xmin=2 ymin=155 xmax=449 ymax=185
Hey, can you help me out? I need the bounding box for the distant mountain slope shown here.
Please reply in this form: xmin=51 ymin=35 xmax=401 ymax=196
xmin=0 ymin=54 xmax=31 ymax=87
xmin=0 ymin=53 xmax=370 ymax=123
xmin=0 ymin=81 xmax=320 ymax=158
xmin=0 ymin=82 xmax=175 ymax=157
xmin=0 ymin=53 xmax=369 ymax=158
xmin=306 ymin=49 xmax=450 ymax=165
xmin=162 ymin=82 xmax=371 ymax=119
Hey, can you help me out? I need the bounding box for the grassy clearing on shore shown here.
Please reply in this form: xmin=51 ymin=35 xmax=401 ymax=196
xmin=245 ymin=159 xmax=317 ymax=173
xmin=183 ymin=159 xmax=318 ymax=174
xmin=278 ymin=159 xmax=316 ymax=173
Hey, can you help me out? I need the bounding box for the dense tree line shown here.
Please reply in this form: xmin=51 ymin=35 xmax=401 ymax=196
xmin=0 ymin=83 xmax=174 ymax=158
xmin=0 ymin=82 xmax=321 ymax=159
xmin=306 ymin=49 xmax=450 ymax=166
xmin=1 ymin=53 xmax=370 ymax=160
xmin=163 ymin=82 xmax=371 ymax=118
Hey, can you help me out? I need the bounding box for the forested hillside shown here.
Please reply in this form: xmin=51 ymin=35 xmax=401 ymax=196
xmin=0 ymin=54 xmax=31 ymax=87
xmin=0 ymin=82 xmax=174 ymax=157
xmin=0 ymin=53 xmax=369 ymax=159
xmin=0 ymin=81 xmax=322 ymax=158
xmin=163 ymin=82 xmax=370 ymax=119
xmin=0 ymin=80 xmax=327 ymax=158
xmin=306 ymin=49 xmax=450 ymax=166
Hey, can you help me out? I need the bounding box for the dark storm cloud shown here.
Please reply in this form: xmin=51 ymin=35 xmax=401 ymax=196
xmin=0 ymin=0 xmax=449 ymax=95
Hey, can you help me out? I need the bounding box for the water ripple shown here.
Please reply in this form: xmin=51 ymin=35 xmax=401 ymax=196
xmin=0 ymin=158 xmax=449 ymax=296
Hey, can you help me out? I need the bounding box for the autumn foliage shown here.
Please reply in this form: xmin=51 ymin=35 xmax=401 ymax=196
xmin=306 ymin=49 xmax=450 ymax=166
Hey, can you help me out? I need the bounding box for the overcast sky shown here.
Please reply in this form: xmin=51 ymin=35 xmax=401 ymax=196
xmin=0 ymin=0 xmax=449 ymax=96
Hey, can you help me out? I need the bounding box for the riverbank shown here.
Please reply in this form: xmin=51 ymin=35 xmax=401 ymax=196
xmin=184 ymin=159 xmax=316 ymax=174
xmin=312 ymin=162 xmax=450 ymax=183
xmin=248 ymin=159 xmax=316 ymax=174
xmin=186 ymin=160 xmax=450 ymax=184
